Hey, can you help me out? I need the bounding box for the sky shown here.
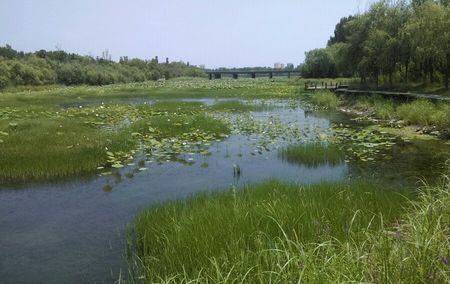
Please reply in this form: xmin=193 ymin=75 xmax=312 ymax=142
xmin=0 ymin=0 xmax=373 ymax=68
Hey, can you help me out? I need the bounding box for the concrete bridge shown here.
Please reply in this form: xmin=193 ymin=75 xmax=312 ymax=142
xmin=206 ymin=70 xmax=300 ymax=80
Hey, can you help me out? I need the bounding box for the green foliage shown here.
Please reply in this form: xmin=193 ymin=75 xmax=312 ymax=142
xmin=278 ymin=143 xmax=344 ymax=167
xmin=0 ymin=118 xmax=135 ymax=181
xmin=0 ymin=46 xmax=205 ymax=89
xmin=0 ymin=99 xmax=231 ymax=181
xmin=310 ymin=90 xmax=340 ymax=109
xmin=327 ymin=16 xmax=356 ymax=46
xmin=354 ymin=96 xmax=396 ymax=119
xmin=300 ymin=48 xmax=336 ymax=78
xmin=129 ymin=180 xmax=413 ymax=282
xmin=368 ymin=179 xmax=450 ymax=283
xmin=304 ymin=0 xmax=450 ymax=90
xmin=396 ymin=100 xmax=449 ymax=128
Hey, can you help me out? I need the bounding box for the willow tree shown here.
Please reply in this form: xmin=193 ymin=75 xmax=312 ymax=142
xmin=405 ymin=1 xmax=450 ymax=89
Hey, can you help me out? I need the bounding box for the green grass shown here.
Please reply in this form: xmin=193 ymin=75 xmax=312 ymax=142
xmin=353 ymin=95 xmax=396 ymax=120
xmin=0 ymin=118 xmax=135 ymax=182
xmin=309 ymin=90 xmax=340 ymax=110
xmin=129 ymin=179 xmax=415 ymax=283
xmin=346 ymin=96 xmax=450 ymax=130
xmin=278 ymin=143 xmax=344 ymax=167
xmin=397 ymin=100 xmax=450 ymax=128
xmin=0 ymin=103 xmax=230 ymax=182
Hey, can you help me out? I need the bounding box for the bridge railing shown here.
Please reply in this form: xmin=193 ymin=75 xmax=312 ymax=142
xmin=304 ymin=81 xmax=348 ymax=91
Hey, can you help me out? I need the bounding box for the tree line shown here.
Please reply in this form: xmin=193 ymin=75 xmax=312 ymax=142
xmin=0 ymin=45 xmax=205 ymax=89
xmin=299 ymin=0 xmax=450 ymax=90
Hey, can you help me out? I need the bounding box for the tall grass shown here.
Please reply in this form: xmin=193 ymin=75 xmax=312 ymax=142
xmin=0 ymin=119 xmax=134 ymax=182
xmin=310 ymin=90 xmax=340 ymax=109
xmin=129 ymin=180 xmax=414 ymax=282
xmin=348 ymin=96 xmax=450 ymax=129
xmin=278 ymin=143 xmax=344 ymax=167
xmin=397 ymin=100 xmax=449 ymax=128
xmin=354 ymin=95 xmax=396 ymax=120
xmin=362 ymin=177 xmax=450 ymax=283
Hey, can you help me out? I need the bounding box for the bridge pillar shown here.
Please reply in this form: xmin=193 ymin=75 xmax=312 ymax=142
xmin=233 ymin=73 xmax=238 ymax=79
xmin=251 ymin=72 xmax=256 ymax=79
xmin=269 ymin=72 xmax=273 ymax=79
xmin=287 ymin=72 xmax=291 ymax=79
xmin=209 ymin=73 xmax=212 ymax=80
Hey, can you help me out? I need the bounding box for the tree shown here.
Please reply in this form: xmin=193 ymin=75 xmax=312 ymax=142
xmin=300 ymin=48 xmax=336 ymax=78
xmin=362 ymin=29 xmax=388 ymax=87
xmin=0 ymin=60 xmax=11 ymax=88
xmin=345 ymin=14 xmax=371 ymax=83
xmin=327 ymin=16 xmax=355 ymax=46
xmin=405 ymin=1 xmax=450 ymax=89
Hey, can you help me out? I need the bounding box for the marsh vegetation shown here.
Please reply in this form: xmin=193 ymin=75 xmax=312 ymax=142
xmin=130 ymin=177 xmax=450 ymax=283
xmin=0 ymin=77 xmax=449 ymax=283
xmin=278 ymin=143 xmax=344 ymax=167
xmin=305 ymin=90 xmax=450 ymax=135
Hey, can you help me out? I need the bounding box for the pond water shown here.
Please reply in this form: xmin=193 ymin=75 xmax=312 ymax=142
xmin=1 ymin=99 xmax=448 ymax=283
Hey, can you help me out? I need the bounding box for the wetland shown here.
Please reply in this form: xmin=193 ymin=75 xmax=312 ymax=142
xmin=0 ymin=78 xmax=449 ymax=283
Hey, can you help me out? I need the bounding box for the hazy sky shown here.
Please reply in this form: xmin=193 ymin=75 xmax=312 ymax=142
xmin=0 ymin=0 xmax=373 ymax=68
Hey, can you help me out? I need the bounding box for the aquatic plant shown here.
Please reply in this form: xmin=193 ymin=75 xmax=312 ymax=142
xmin=278 ymin=142 xmax=344 ymax=167
xmin=353 ymin=95 xmax=396 ymax=120
xmin=331 ymin=126 xmax=398 ymax=162
xmin=0 ymin=118 xmax=135 ymax=182
xmin=0 ymin=102 xmax=230 ymax=182
xmin=397 ymin=100 xmax=449 ymax=128
xmin=129 ymin=179 xmax=413 ymax=282
xmin=310 ymin=90 xmax=340 ymax=110
xmin=233 ymin=163 xmax=241 ymax=177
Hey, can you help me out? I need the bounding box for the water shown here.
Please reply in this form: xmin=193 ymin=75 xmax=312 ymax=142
xmin=1 ymin=100 xmax=448 ymax=283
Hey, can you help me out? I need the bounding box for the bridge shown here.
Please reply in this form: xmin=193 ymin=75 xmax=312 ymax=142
xmin=205 ymin=70 xmax=300 ymax=80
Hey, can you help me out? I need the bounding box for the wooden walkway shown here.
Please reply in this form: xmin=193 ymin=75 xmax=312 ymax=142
xmin=334 ymin=89 xmax=450 ymax=102
xmin=304 ymin=82 xmax=450 ymax=102
xmin=304 ymin=82 xmax=348 ymax=91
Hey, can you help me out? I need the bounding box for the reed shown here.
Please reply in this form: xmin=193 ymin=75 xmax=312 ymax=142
xmin=278 ymin=143 xmax=344 ymax=167
xmin=129 ymin=179 xmax=415 ymax=283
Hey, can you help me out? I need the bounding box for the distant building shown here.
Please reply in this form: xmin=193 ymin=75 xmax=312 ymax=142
xmin=286 ymin=63 xmax=294 ymax=70
xmin=199 ymin=64 xmax=206 ymax=69
xmin=274 ymin=63 xmax=285 ymax=70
